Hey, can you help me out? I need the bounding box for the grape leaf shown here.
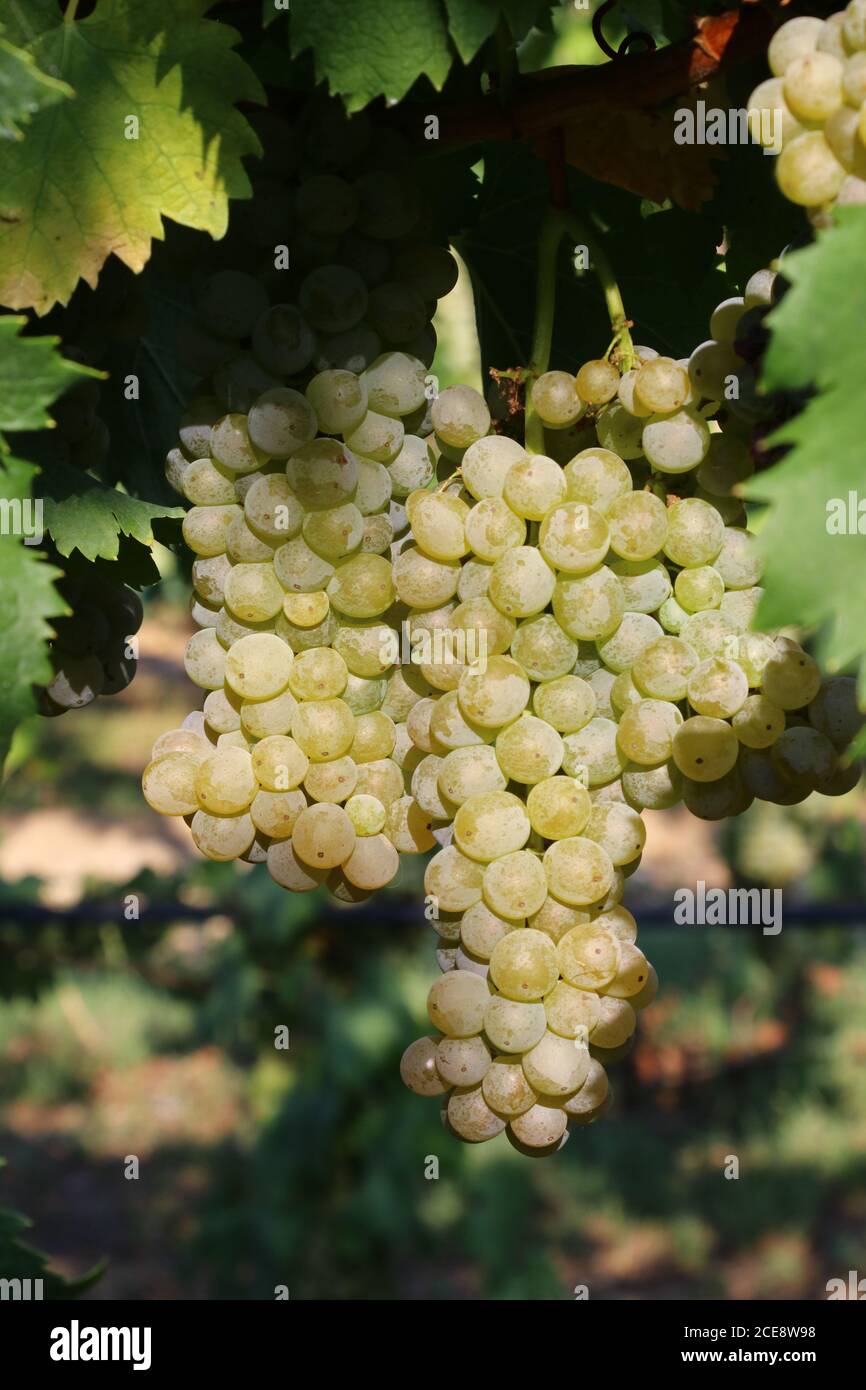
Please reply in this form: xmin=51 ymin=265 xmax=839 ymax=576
xmin=38 ymin=459 xmax=183 ymax=561
xmin=444 ymin=0 xmax=555 ymax=62
xmin=0 ymin=315 xmax=94 ymax=430
xmin=0 ymin=0 xmax=263 ymax=313
xmin=744 ymin=209 xmax=866 ymax=688
xmin=0 ymin=33 xmax=71 ymax=139
xmin=0 ymin=1159 xmax=104 ymax=1296
xmin=290 ymin=0 xmax=453 ymax=112
xmin=0 ymin=454 xmax=64 ymax=761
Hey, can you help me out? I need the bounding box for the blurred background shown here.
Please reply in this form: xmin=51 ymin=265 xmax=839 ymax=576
xmin=2 ymin=3 xmax=866 ymax=1302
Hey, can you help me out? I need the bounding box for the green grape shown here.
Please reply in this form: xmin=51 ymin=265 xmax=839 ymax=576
xmin=675 ymin=565 xmax=724 ymax=613
xmin=697 ymin=431 xmax=754 ymax=497
xmin=687 ymin=656 xmax=749 ymax=718
xmin=353 ymin=457 xmax=392 ymax=514
xmin=412 ymin=753 xmax=452 ymax=818
xmin=387 ymin=435 xmax=434 ymax=495
xmin=557 ymin=922 xmax=618 ymax=988
xmin=508 ymin=1102 xmax=569 ymax=1151
xmin=327 ymin=553 xmax=395 ymax=618
xmin=267 ymin=839 xmax=327 ymax=892
xmin=616 ymin=368 xmax=653 ymax=419
xmin=351 ymin=710 xmax=396 ymax=761
xmin=461 ymin=435 xmax=527 ymax=500
xmin=464 ymin=497 xmax=526 ymax=561
xmin=211 ymin=414 xmax=268 ymax=475
xmin=610 ymin=557 xmax=672 ymax=613
xmin=226 ymin=514 xmax=276 ymax=565
xmin=430 ymin=691 xmax=490 ymax=751
xmin=679 ymin=610 xmax=739 ymax=660
xmin=495 ymin=714 xmax=564 ymax=784
xmin=713 ymin=527 xmax=763 ymax=588
xmin=522 ymin=1029 xmax=590 ymax=1097
xmin=453 ymin=596 xmax=516 ymax=659
xmin=768 ymin=15 xmax=824 ymax=76
xmin=682 ymin=767 xmax=752 ymax=820
xmin=436 ymin=1035 xmax=492 ymax=1087
xmin=783 ymin=51 xmax=844 ymax=121
xmin=617 ymin=699 xmax=684 ymax=764
xmin=241 ymin=688 xmax=297 ymax=739
xmin=215 ymin=606 xmax=270 ymax=650
xmin=483 ymin=996 xmax=547 ymax=1053
xmin=181 ymin=504 xmax=240 ymax=558
xmin=333 ymin=621 xmax=397 ymax=679
xmin=425 ymin=845 xmax=485 ymax=912
xmin=400 ymin=1036 xmax=450 ymax=1097
xmin=446 ymin=1086 xmax=507 ymax=1143
xmin=184 ymin=627 xmax=228 ymax=690
xmin=584 ymin=803 xmax=646 ymax=866
xmin=544 ymin=837 xmax=615 ymax=907
xmin=427 ymin=968 xmax=490 ymax=1037
xmin=489 ymin=547 xmax=556 ymax=618
xmin=292 ymin=802 xmax=356 ymax=868
xmin=341 ymin=832 xmax=399 ymax=889
xmin=561 ymin=716 xmax=626 ymax=786
xmin=353 ymin=168 xmax=420 ymax=237
xmin=507 ymin=615 xmax=573 ymax=682
xmin=345 ymin=409 xmax=405 ymax=464
xmin=610 ymin=670 xmax=642 ymax=714
xmin=355 ymin=757 xmax=406 ymax=806
xmin=385 ymin=795 xmax=437 ymax=854
xmin=182 ymin=457 xmax=237 ymax=507
xmin=178 ymin=394 xmax=222 ymax=459
xmin=483 ymin=850 xmax=548 ymax=919
xmin=606 ymin=491 xmax=668 ymax=562
xmin=244 ymin=475 xmax=304 ymax=543
xmin=530 ymin=897 xmax=591 ymax=945
xmin=482 ymin=1057 xmax=538 ymax=1117
xmin=488 ymin=928 xmax=559 ymax=1001
xmin=292 ymin=698 xmax=356 ymax=762
xmin=151 ymin=728 xmax=210 ymax=760
xmin=141 ymin=752 xmax=200 ymax=816
xmin=361 ymin=352 xmax=428 ymax=418
xmin=411 ymin=493 xmax=470 ymax=561
xmin=634 ymin=357 xmax=691 ymax=414
xmin=596 ymin=612 xmax=663 ymax=674
xmin=250 ymin=734 xmax=309 ymax=791
xmin=225 ymin=632 xmax=293 ymax=700
xmin=642 ymin=409 xmax=711 ymax=473
xmin=297 ymin=265 xmax=368 ymax=334
xmin=450 ymin=789 xmax=530 ymax=861
xmin=544 ymin=981 xmax=600 ymax=1039
xmin=538 ymin=501 xmax=609 ymax=573
xmin=222 ymin=563 xmax=283 ymax=623
xmin=286 ymin=438 xmax=359 ymax=510
xmin=392 ymin=244 xmax=458 ymax=299
xmin=194 ymin=747 xmax=257 ymax=814
xmin=394 ymin=546 xmax=460 ymax=609
xmin=596 ymin=402 xmax=644 ymax=459
xmin=250 ymin=788 xmax=307 ymax=839
xmin=593 ymin=905 xmax=638 ymax=943
xmin=688 ymin=339 xmax=741 ymax=401
xmin=457 ymin=655 xmax=530 ymax=728
xmin=526 ymin=776 xmax=592 ymax=839
xmin=771 ymin=725 xmax=837 ymax=786
xmin=246 ymin=388 xmax=317 ymax=459
xmin=532 ymin=675 xmax=596 ymax=733
xmin=575 ymin=358 xmax=620 ymax=405
xmin=564 ymin=447 xmax=632 ymax=512
xmin=302 ymin=503 xmax=364 ymax=562
xmin=304 ymin=370 xmax=368 ymax=437
xmin=777 ymin=131 xmax=845 ymax=204
xmin=808 ymin=676 xmax=863 ymax=749
xmin=343 ymin=672 xmax=387 ymax=715
xmin=663 ymin=497 xmax=725 ymax=567
xmin=195 ymin=269 xmax=269 ymax=340
xmin=191 ymin=810 xmax=256 ymax=861
xmin=552 ymin=567 xmax=624 ymax=641
xmin=288 ymin=646 xmax=349 ymax=700
xmin=366 ymin=281 xmax=428 ymax=344
xmin=658 ymin=594 xmax=690 ymax=634
xmin=761 ymin=641 xmax=822 ymax=709
xmin=621 ymin=759 xmax=683 ymax=810
xmin=361 ymin=512 xmax=394 ymax=554
xmin=530 ymin=371 xmax=584 ymax=427
xmin=431 ymin=385 xmax=491 ymax=449
xmin=739 ymin=746 xmax=811 ymax=805
xmin=732 ymin=692 xmax=786 ymax=748
xmin=406 ymin=697 xmax=437 ymax=753
xmin=562 ymin=1057 xmax=609 ymax=1117
xmin=709 ymin=297 xmax=746 ymax=345
xmin=591 ymin=996 xmax=636 ymax=1049
xmin=672 ymin=715 xmax=739 ymax=781
xmin=439 ymin=745 xmax=506 ymax=806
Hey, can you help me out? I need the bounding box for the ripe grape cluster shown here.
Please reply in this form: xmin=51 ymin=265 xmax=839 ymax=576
xmin=144 ymin=348 xmax=449 ymax=898
xmin=398 ymin=280 xmax=860 ymax=1153
xmin=39 ymin=573 xmax=142 ymax=715
xmin=749 ymin=3 xmax=866 ymax=216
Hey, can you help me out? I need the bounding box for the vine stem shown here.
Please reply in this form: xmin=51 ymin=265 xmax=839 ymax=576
xmin=562 ymin=210 xmax=635 ymax=372
xmin=524 ymin=208 xmax=567 ymax=454
xmin=65 ymin=0 xmax=79 ymax=21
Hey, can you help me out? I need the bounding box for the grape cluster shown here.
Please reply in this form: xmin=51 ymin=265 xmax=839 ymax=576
xmin=749 ymin=3 xmax=866 ymax=217
xmin=144 ymin=350 xmax=450 ymax=898
xmin=39 ymin=573 xmax=142 ymax=715
xmin=398 ymin=282 xmax=860 ymax=1152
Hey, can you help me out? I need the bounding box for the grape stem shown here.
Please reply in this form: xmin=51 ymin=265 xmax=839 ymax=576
xmin=562 ymin=210 xmax=635 ymax=372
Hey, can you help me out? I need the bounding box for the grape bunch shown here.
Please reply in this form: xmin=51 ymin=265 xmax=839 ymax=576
xmin=144 ymin=350 xmax=448 ymax=898
xmin=39 ymin=572 xmax=142 ymax=715
xmin=749 ymin=3 xmax=866 ymax=217
xmin=398 ymin=280 xmax=861 ymax=1153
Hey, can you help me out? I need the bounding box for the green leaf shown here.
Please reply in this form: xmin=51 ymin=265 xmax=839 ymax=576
xmin=744 ymin=208 xmax=866 ymax=683
xmin=0 ymin=1158 xmax=105 ymax=1296
xmin=0 ymin=34 xmax=72 ymax=139
xmin=291 ymin=0 xmax=453 ymax=112
xmin=444 ymin=0 xmax=504 ymax=62
xmin=0 ymin=455 xmax=64 ymax=760
xmin=0 ymin=316 xmax=94 ymax=431
xmin=0 ymin=0 xmax=263 ymax=313
xmin=39 ymin=459 xmax=184 ymax=561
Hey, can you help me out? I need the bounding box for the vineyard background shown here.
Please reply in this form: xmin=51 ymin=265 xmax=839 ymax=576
xmin=1 ymin=0 xmax=865 ymax=1300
